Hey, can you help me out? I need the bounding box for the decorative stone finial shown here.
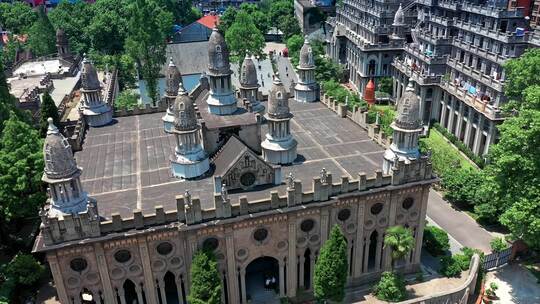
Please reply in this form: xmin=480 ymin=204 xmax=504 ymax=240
xmin=169 ymin=57 xmax=175 ymax=67
xmin=287 ymin=172 xmax=295 ymax=189
xmin=47 ymin=117 xmax=59 ymax=135
xmin=184 ymin=190 xmax=192 ymax=208
xmin=177 ymin=81 xmax=187 ymax=95
xmin=221 ymin=183 xmax=228 ymax=202
xmin=320 ymin=168 xmax=328 ymax=184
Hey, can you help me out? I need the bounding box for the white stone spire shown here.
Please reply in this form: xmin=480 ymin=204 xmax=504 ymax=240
xmin=42 ymin=118 xmax=90 ymax=217
xmin=162 ymin=57 xmax=181 ymax=133
xmin=294 ymin=37 xmax=318 ymax=103
xmin=383 ymin=81 xmax=422 ymax=174
xmin=170 ymin=83 xmax=210 ymax=179
xmin=80 ymin=56 xmax=113 ymax=127
xmin=262 ymin=74 xmax=298 ymax=164
xmin=239 ymin=54 xmax=264 ymax=113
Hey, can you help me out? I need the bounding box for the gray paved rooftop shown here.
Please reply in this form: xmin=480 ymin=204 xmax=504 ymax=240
xmin=76 ymin=101 xmax=385 ymax=219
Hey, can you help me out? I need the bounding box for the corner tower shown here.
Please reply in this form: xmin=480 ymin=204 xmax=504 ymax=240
xmin=162 ymin=58 xmax=181 ymax=133
xmin=56 ymin=29 xmax=71 ymax=60
xmin=80 ymin=56 xmax=113 ymax=127
xmin=383 ymin=81 xmax=423 ymax=174
xmin=206 ymin=27 xmax=237 ymax=115
xmin=262 ymin=75 xmax=297 ymax=164
xmin=170 ymin=83 xmax=210 ymax=178
xmin=239 ymin=54 xmax=264 ymax=113
xmin=42 ymin=118 xmax=90 ymax=217
xmin=294 ymin=37 xmax=318 ymax=103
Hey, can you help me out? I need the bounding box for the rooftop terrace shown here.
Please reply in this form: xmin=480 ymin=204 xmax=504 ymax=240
xmin=75 ymin=101 xmax=385 ymax=220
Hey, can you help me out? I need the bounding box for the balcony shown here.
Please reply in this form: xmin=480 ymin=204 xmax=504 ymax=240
xmin=447 ymin=58 xmax=504 ymax=92
xmin=417 ymin=31 xmax=452 ymax=45
xmin=393 ymin=59 xmax=442 ymax=86
xmin=454 ymin=20 xmax=531 ymax=44
xmin=438 ymin=0 xmax=461 ymax=11
xmin=452 ymin=38 xmax=512 ymax=66
xmin=460 ymin=2 xmax=525 ymax=18
xmin=404 ymin=44 xmax=448 ymax=65
xmin=345 ymin=28 xmax=405 ymax=51
xmin=441 ymin=81 xmax=504 ymax=121
xmin=429 ymin=15 xmax=454 ymax=27
xmin=416 ymin=0 xmax=436 ymax=6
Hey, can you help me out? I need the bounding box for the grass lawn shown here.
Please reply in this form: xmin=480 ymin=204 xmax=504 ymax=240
xmin=421 ymin=128 xmax=476 ymax=172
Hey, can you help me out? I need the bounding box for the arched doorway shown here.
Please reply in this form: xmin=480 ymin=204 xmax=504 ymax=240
xmin=122 ymin=279 xmax=138 ymax=304
xmin=368 ymin=230 xmax=378 ymax=272
xmin=245 ymin=256 xmax=280 ymax=303
xmin=303 ymin=248 xmax=311 ymax=289
xmin=164 ymin=271 xmax=179 ymax=304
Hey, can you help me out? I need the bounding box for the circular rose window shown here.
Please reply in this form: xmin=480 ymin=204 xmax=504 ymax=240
xmin=371 ymin=203 xmax=383 ymax=215
xmin=253 ymin=228 xmax=268 ymax=242
xmin=300 ymin=219 xmax=315 ymax=232
xmin=70 ymin=258 xmax=88 ymax=272
xmin=114 ymin=250 xmax=132 ymax=263
xmin=240 ymin=172 xmax=256 ymax=187
xmin=156 ymin=242 xmax=173 ymax=256
xmin=402 ymin=198 xmax=414 ymax=210
xmin=338 ymin=209 xmax=351 ymax=221
xmin=203 ymin=237 xmax=219 ymax=251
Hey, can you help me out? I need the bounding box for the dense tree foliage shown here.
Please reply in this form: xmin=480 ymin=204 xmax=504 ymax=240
xmin=503 ymin=48 xmax=540 ymax=102
xmin=423 ymin=226 xmax=450 ymax=256
xmin=384 ymin=225 xmax=415 ymax=268
xmin=269 ymin=0 xmax=301 ymax=40
xmin=115 ymin=91 xmax=140 ymax=110
xmin=39 ymin=91 xmax=60 ymax=138
xmin=48 ymin=0 xmax=94 ymax=55
xmin=313 ymin=225 xmax=348 ymax=302
xmin=125 ymin=0 xmax=173 ymax=105
xmin=27 ymin=6 xmax=56 ymax=57
xmin=87 ymin=0 xmax=131 ymax=55
xmin=0 ymin=113 xmax=45 ymax=222
xmin=156 ymin=0 xmax=200 ymax=25
xmin=225 ymin=11 xmax=265 ymax=64
xmin=373 ymin=271 xmax=407 ymax=302
xmin=378 ymin=77 xmax=393 ymax=95
xmin=238 ymin=3 xmax=269 ymax=34
xmin=188 ymin=249 xmax=222 ymax=304
xmin=0 ymin=253 xmax=45 ymax=303
xmin=0 ymin=2 xmax=37 ymax=34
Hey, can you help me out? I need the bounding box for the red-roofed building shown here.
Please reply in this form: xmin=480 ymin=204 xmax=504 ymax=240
xmin=172 ymin=15 xmax=221 ymax=43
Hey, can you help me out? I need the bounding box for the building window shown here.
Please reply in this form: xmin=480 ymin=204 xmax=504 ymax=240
xmin=203 ymin=237 xmax=219 ymax=251
xmin=338 ymin=209 xmax=351 ymax=221
xmin=402 ymin=198 xmax=414 ymax=210
xmin=253 ymin=228 xmax=269 ymax=242
xmin=70 ymin=258 xmax=88 ymax=272
xmin=371 ymin=203 xmax=383 ymax=215
xmin=156 ymin=242 xmax=174 ymax=256
xmin=114 ymin=250 xmax=132 ymax=264
xmin=300 ymin=219 xmax=315 ymax=232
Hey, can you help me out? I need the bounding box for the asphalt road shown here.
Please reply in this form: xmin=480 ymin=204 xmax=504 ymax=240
xmin=427 ymin=190 xmax=494 ymax=253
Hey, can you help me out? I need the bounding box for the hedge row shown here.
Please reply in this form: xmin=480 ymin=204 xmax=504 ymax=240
xmin=423 ymin=226 xmax=450 ymax=256
xmin=432 ymin=123 xmax=485 ymax=168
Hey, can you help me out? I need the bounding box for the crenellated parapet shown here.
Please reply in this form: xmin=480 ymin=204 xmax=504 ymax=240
xmin=87 ymin=162 xmax=434 ymax=236
xmin=113 ymin=101 xmax=168 ymax=117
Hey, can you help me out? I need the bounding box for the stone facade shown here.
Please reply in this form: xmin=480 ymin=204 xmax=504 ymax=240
xmin=36 ymin=156 xmax=435 ymax=304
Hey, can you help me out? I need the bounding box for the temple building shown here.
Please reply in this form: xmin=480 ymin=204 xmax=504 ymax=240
xmin=33 ymin=26 xmax=436 ymax=304
xmin=79 ymin=56 xmax=113 ymax=127
xmin=294 ymin=37 xmax=319 ymax=103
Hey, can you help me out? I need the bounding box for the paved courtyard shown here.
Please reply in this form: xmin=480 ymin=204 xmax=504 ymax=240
xmin=485 ymin=263 xmax=540 ymax=304
xmin=76 ymin=101 xmax=385 ymax=219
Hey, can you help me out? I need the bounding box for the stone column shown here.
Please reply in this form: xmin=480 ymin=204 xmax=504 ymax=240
xmin=298 ymin=255 xmax=305 ymax=289
xmin=414 ymin=186 xmax=430 ymax=264
xmin=175 ymin=277 xmax=185 ymax=304
xmin=118 ymin=288 xmax=127 ymax=304
xmin=287 ymin=216 xmax=298 ymax=297
xmin=353 ymin=204 xmax=365 ymax=278
xmin=463 ymin=110 xmax=474 ymax=147
xmin=158 ymin=278 xmax=167 ymax=304
xmin=93 ymin=243 xmax=117 ymax=304
xmin=240 ymin=268 xmax=247 ymax=304
xmin=320 ymin=209 xmax=329 ymax=244
xmin=363 ymin=238 xmax=370 ymax=272
xmin=46 ymin=252 xmax=70 ymax=304
xmin=447 ymin=97 xmax=456 ymax=132
xmin=483 ymin=121 xmax=494 ymax=156
xmin=279 ymin=260 xmax=285 ymax=297
xmin=455 ymin=100 xmax=465 ymax=139
xmin=440 ymin=97 xmax=448 ymax=127
xmin=375 ymin=237 xmax=383 ymax=271
xmin=225 ymin=229 xmax=240 ymax=304
xmin=472 ymin=115 xmax=484 ymax=154
xmin=135 ymin=283 xmax=145 ymax=304
xmin=137 ymin=237 xmax=158 ymax=304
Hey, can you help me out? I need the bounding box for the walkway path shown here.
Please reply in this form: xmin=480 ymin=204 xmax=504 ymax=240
xmin=427 ymin=190 xmax=494 ymax=253
xmin=485 ymin=263 xmax=540 ymax=304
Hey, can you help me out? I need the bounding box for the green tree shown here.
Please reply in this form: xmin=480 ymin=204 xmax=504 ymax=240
xmin=48 ymin=0 xmax=94 ymax=55
xmin=503 ymin=48 xmax=540 ymax=101
xmin=0 ymin=54 xmax=18 ymax=133
xmin=217 ymin=6 xmax=237 ymax=33
xmin=188 ymin=249 xmax=222 ymax=304
xmin=3 ymin=253 xmax=45 ymax=286
xmin=269 ymin=0 xmax=300 ymax=41
xmin=27 ymin=5 xmax=56 ymax=57
xmin=39 ymin=91 xmax=60 ymax=138
xmin=0 ymin=34 xmax=24 ymax=68
xmin=156 ymin=0 xmax=200 ymax=25
xmin=0 ymin=2 xmax=37 ymax=34
xmin=87 ymin=0 xmax=130 ymax=55
xmin=0 ymin=112 xmax=45 ymax=222
xmin=489 ymin=237 xmax=507 ymax=253
xmin=378 ymin=77 xmax=393 ymax=95
xmin=90 ymin=52 xmax=137 ymax=90
xmin=125 ymin=0 xmax=173 ymax=105
xmin=422 ymin=226 xmax=450 ymax=256
xmin=225 ymin=10 xmax=265 ymax=64
xmin=384 ymin=225 xmax=414 ymax=269
xmin=313 ymin=225 xmax=348 ymax=302
xmin=115 ymin=91 xmax=140 ymax=110
xmin=373 ymin=271 xmax=407 ymax=302
xmin=239 ymin=3 xmax=269 ymax=34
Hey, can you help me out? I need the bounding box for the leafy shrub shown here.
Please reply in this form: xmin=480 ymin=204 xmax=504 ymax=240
xmin=373 ymin=271 xmax=407 ymax=302
xmin=440 ymin=167 xmax=484 ymax=208
xmin=490 ymin=237 xmax=507 ymax=253
xmin=423 ymin=226 xmax=450 ymax=256
xmin=439 ymin=247 xmax=482 ymax=277
xmin=114 ymin=91 xmax=140 ymax=110
xmin=366 ymin=105 xmax=395 ymax=137
xmin=432 ymin=123 xmax=484 ymax=168
xmin=322 ymin=80 xmax=366 ymax=110
xmin=4 ymin=253 xmax=45 ymax=286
